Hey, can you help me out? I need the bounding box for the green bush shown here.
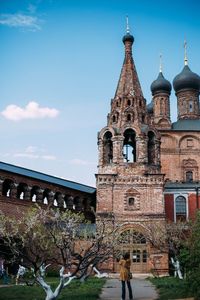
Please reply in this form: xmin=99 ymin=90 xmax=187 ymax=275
xmin=149 ymin=276 xmax=193 ymax=300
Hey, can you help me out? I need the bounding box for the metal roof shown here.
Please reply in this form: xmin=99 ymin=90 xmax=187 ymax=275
xmin=172 ymin=119 xmax=200 ymax=131
xmin=165 ymin=181 xmax=200 ymax=190
xmin=0 ymin=161 xmax=96 ymax=194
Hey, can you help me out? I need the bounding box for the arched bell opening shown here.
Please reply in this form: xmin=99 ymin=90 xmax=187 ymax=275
xmin=103 ymin=131 xmax=113 ymax=164
xmin=148 ymin=131 xmax=156 ymax=165
xmin=123 ymin=129 xmax=136 ymax=163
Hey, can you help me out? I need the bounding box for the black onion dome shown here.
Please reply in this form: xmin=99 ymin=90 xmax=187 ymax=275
xmin=122 ymin=33 xmax=134 ymax=44
xmin=173 ymin=65 xmax=200 ymax=92
xmin=151 ymin=72 xmax=172 ymax=95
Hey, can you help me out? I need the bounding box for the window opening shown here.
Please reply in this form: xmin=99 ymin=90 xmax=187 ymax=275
xmin=148 ymin=131 xmax=156 ymax=165
xmin=2 ymin=179 xmax=13 ymax=197
xmin=142 ymin=250 xmax=147 ymax=263
xmin=175 ymin=196 xmax=186 ymax=222
xmin=127 ymin=114 xmax=131 ymax=121
xmin=189 ymin=101 xmax=193 ymax=112
xmin=103 ymin=131 xmax=113 ymax=164
xmin=186 ymin=171 xmax=193 ymax=182
xmin=132 ymin=250 xmax=140 ymax=263
xmin=128 ymin=197 xmax=135 ymax=206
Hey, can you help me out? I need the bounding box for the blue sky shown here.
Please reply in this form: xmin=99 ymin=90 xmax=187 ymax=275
xmin=0 ymin=0 xmax=200 ymax=187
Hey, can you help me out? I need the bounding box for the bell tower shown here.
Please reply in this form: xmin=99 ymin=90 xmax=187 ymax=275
xmin=96 ymin=21 xmax=168 ymax=273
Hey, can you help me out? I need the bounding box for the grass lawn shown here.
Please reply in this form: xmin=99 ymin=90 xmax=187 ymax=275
xmin=0 ymin=276 xmax=106 ymax=300
xmin=149 ymin=276 xmax=194 ymax=300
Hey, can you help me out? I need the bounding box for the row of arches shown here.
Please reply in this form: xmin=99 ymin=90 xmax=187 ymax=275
xmin=113 ymin=97 xmax=144 ymax=109
xmin=111 ymin=111 xmax=146 ymax=125
xmin=103 ymin=128 xmax=157 ymax=164
xmin=0 ymin=178 xmax=95 ymax=221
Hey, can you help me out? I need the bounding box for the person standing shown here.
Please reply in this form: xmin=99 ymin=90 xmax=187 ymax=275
xmin=119 ymin=252 xmax=133 ymax=300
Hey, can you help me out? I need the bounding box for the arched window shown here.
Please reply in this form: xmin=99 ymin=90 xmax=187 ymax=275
xmin=17 ymin=183 xmax=28 ymax=200
xmin=43 ymin=189 xmax=51 ymax=205
xmin=31 ymin=186 xmax=39 ymax=202
xmin=175 ymin=196 xmax=187 ymax=222
xmin=55 ymin=192 xmax=63 ymax=207
xmin=2 ymin=179 xmax=14 ymax=197
xmin=148 ymin=131 xmax=156 ymax=165
xmin=74 ymin=196 xmax=82 ymax=212
xmin=127 ymin=114 xmax=131 ymax=121
xmin=186 ymin=171 xmax=193 ymax=182
xmin=123 ymin=129 xmax=136 ymax=163
xmin=65 ymin=195 xmax=74 ymax=210
xmin=128 ymin=197 xmax=135 ymax=206
xmin=189 ymin=100 xmax=193 ymax=112
xmin=119 ymin=230 xmax=146 ymax=245
xmin=103 ymin=131 xmax=113 ymax=164
xmin=127 ymin=99 xmax=131 ymax=106
xmin=112 ymin=115 xmax=116 ymax=123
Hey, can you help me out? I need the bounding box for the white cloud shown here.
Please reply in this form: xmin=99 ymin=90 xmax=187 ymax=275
xmin=13 ymin=146 xmax=57 ymax=161
xmin=14 ymin=152 xmax=39 ymax=159
xmin=1 ymin=101 xmax=59 ymax=121
xmin=0 ymin=13 xmax=42 ymax=31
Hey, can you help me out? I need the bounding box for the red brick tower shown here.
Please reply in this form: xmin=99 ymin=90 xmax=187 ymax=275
xmin=96 ymin=23 xmax=168 ymax=273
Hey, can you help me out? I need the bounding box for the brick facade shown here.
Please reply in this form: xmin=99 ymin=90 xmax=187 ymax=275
xmin=0 ymin=163 xmax=96 ymax=222
xmin=96 ymin=29 xmax=200 ymax=273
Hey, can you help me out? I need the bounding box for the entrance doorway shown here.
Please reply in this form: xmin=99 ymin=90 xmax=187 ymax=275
xmin=115 ymin=229 xmax=148 ymax=273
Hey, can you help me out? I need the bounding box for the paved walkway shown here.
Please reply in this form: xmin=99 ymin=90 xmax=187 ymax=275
xmin=99 ymin=275 xmax=158 ymax=300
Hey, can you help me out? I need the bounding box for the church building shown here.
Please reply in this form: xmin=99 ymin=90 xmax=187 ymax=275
xmin=96 ymin=23 xmax=200 ymax=273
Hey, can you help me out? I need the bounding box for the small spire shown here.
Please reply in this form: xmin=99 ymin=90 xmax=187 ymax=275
xmin=159 ymin=53 xmax=163 ymax=73
xmin=184 ymin=39 xmax=188 ymax=66
xmin=126 ymin=15 xmax=130 ymax=34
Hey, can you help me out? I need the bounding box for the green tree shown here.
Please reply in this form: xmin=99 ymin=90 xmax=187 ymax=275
xmin=181 ymin=211 xmax=200 ymax=298
xmin=0 ymin=206 xmax=118 ymax=300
